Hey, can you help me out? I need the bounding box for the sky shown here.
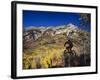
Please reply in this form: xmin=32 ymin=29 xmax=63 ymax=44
xmin=23 ymin=10 xmax=90 ymax=32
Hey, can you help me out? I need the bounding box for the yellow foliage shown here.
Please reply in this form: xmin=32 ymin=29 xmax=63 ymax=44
xmin=23 ymin=43 xmax=65 ymax=69
xmin=30 ymin=60 xmax=37 ymax=69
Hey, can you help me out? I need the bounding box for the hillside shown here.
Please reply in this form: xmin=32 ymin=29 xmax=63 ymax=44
xmin=23 ymin=23 xmax=90 ymax=69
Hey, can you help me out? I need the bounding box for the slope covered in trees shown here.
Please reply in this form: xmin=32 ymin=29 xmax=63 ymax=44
xmin=23 ymin=23 xmax=90 ymax=69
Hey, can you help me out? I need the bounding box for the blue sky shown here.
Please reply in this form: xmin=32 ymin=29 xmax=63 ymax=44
xmin=23 ymin=10 xmax=90 ymax=32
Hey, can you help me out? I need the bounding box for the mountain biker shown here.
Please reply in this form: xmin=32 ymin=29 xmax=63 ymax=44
xmin=64 ymin=39 xmax=73 ymax=53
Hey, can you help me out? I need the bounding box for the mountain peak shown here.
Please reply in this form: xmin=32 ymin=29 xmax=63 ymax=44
xmin=67 ymin=23 xmax=78 ymax=29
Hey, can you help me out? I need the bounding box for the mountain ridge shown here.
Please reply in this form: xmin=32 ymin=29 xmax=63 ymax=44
xmin=23 ymin=23 xmax=90 ymax=69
